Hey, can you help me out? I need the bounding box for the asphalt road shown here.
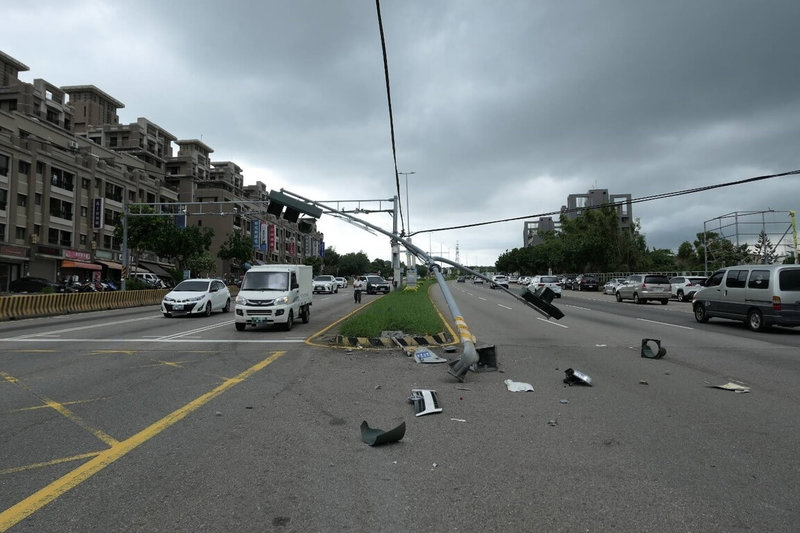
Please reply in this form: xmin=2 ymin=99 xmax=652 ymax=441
xmin=1 ymin=284 xmax=799 ymax=532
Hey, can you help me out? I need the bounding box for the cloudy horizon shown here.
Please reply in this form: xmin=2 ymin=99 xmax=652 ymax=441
xmin=6 ymin=0 xmax=799 ymax=266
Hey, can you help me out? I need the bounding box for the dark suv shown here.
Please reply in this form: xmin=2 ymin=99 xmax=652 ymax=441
xmin=575 ymin=274 xmax=599 ymax=291
xmin=365 ymin=275 xmax=391 ymax=294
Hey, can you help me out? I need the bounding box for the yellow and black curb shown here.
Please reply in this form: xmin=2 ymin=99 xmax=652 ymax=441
xmin=331 ymin=332 xmax=453 ymax=349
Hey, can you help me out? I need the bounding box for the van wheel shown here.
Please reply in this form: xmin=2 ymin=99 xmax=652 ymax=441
xmin=284 ymin=311 xmax=294 ymax=331
xmin=660 ymin=299 xmax=668 ymax=305
xmin=301 ymin=305 xmax=310 ymax=323
xmin=633 ymin=293 xmax=641 ymax=304
xmin=163 ymin=313 xmax=172 ymax=318
xmin=677 ymin=290 xmax=685 ymax=302
xmin=235 ymin=322 xmax=246 ymax=331
xmin=615 ymin=292 xmax=622 ymax=302
xmin=694 ymin=304 xmax=709 ymax=323
xmin=747 ymin=309 xmax=765 ymax=331
xmin=204 ymin=302 xmax=212 ymax=317
xmin=223 ymin=298 xmax=230 ymax=313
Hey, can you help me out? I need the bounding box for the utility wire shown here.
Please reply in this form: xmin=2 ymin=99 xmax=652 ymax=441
xmin=375 ymin=0 xmax=406 ymax=235
xmin=409 ymin=169 xmax=800 ymax=237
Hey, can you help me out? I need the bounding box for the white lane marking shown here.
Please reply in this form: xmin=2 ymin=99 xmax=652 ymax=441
xmin=564 ymin=304 xmax=591 ymax=311
xmin=0 ymin=338 xmax=305 ymax=344
xmin=478 ymin=297 xmax=487 ymax=301
xmin=636 ymin=318 xmax=694 ymax=330
xmin=8 ymin=316 xmax=160 ymax=339
xmin=537 ymin=317 xmax=569 ymax=328
xmin=498 ymin=304 xmax=513 ymax=310
xmin=157 ymin=321 xmax=233 ymax=340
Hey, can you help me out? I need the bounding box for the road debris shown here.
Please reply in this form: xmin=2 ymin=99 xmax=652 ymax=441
xmin=504 ymin=379 xmax=534 ymax=392
xmin=563 ymin=368 xmax=593 ymax=386
xmin=408 ymin=389 xmax=443 ymax=416
xmin=413 ymin=347 xmax=447 ymax=364
xmin=709 ymin=381 xmax=750 ymax=393
xmin=360 ymin=420 xmax=406 ymax=446
xmin=641 ymin=338 xmax=667 ymax=359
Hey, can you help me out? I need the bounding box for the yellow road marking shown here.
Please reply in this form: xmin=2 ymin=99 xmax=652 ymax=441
xmin=0 ymin=350 xmax=285 ymax=531
xmin=6 ymin=397 xmax=109 ymax=414
xmin=1 ymin=372 xmax=119 ymax=447
xmin=0 ymin=452 xmax=101 ymax=475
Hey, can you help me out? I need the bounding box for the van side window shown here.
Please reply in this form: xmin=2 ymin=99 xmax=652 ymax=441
xmin=706 ymin=271 xmax=724 ymax=287
xmin=779 ymin=269 xmax=800 ymax=291
xmin=748 ymin=270 xmax=770 ymax=289
xmin=725 ymin=270 xmax=747 ymax=288
xmin=290 ymin=273 xmax=298 ymax=289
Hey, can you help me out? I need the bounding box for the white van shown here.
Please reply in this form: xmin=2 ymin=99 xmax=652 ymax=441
xmin=130 ymin=272 xmax=165 ymax=288
xmin=234 ymin=264 xmax=312 ymax=331
xmin=692 ymin=264 xmax=800 ymax=331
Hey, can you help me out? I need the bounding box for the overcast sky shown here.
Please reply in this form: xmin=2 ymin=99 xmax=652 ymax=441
xmin=6 ymin=1 xmax=800 ymax=266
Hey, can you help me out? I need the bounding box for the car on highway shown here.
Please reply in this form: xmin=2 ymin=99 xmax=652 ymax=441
xmin=312 ymin=275 xmax=339 ymax=294
xmin=693 ymin=264 xmax=800 ymax=331
xmin=456 ymin=276 xmax=466 ymax=283
xmin=365 ymin=275 xmax=391 ymax=294
xmin=669 ymin=276 xmax=707 ymax=302
xmin=563 ymin=276 xmax=577 ymax=290
xmin=335 ymin=277 xmax=348 ymax=288
xmin=528 ymin=275 xmax=562 ymax=297
xmin=574 ymin=274 xmax=600 ymax=291
xmin=603 ymin=277 xmax=627 ymax=295
xmin=161 ymin=278 xmax=231 ymax=317
xmin=615 ymin=274 xmax=671 ymax=304
xmin=473 ymin=276 xmax=484 ymax=284
xmin=490 ymin=275 xmax=509 ymax=289
xmin=8 ymin=276 xmax=64 ymax=293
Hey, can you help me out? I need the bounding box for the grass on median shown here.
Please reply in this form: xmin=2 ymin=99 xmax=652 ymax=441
xmin=338 ymin=280 xmax=446 ymax=338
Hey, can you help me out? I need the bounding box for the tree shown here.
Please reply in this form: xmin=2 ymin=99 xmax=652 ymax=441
xmin=752 ymin=230 xmax=778 ymax=264
xmin=159 ymin=225 xmax=215 ymax=274
xmin=675 ymin=241 xmax=698 ymax=270
xmin=321 ymin=247 xmax=341 ymax=275
xmin=217 ymin=230 xmax=253 ymax=268
xmin=186 ymin=251 xmax=218 ymax=278
xmin=694 ymin=231 xmax=749 ymax=271
xmin=113 ymin=206 xmax=174 ymax=269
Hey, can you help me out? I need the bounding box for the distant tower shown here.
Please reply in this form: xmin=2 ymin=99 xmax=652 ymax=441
xmin=455 ymin=241 xmax=460 ymax=264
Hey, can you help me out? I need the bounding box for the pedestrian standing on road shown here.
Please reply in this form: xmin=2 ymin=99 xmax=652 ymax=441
xmin=353 ymin=277 xmax=364 ymax=303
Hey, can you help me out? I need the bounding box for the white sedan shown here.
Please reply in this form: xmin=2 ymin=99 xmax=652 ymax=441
xmin=162 ymin=278 xmax=231 ymax=317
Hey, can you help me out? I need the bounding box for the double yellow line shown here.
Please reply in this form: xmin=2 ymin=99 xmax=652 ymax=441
xmin=0 ymin=351 xmax=285 ymax=531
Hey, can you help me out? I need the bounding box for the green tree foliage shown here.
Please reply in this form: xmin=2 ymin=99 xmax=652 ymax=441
xmin=186 ymin=252 xmax=218 ymax=278
xmin=303 ymin=256 xmax=323 ymax=276
xmin=322 ymin=247 xmax=341 ymax=275
xmin=217 ymin=230 xmax=254 ymax=267
xmin=675 ymin=241 xmax=698 ymax=270
xmin=693 ymin=231 xmax=749 ymax=271
xmin=752 ymin=230 xmax=778 ymax=264
xmin=159 ymin=225 xmax=215 ymax=274
xmin=113 ymin=206 xmax=174 ymax=269
xmin=369 ymin=258 xmax=393 ymax=277
xmin=338 ymin=252 xmax=371 ymax=277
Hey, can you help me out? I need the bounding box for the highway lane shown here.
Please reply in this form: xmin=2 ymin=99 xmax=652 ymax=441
xmin=1 ymin=283 xmax=799 ymax=531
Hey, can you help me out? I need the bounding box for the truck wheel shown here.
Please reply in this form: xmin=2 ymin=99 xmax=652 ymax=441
xmin=301 ymin=305 xmax=310 ymax=323
xmin=747 ymin=309 xmax=765 ymax=331
xmin=694 ymin=304 xmax=709 ymax=323
xmin=284 ymin=311 xmax=294 ymax=331
xmin=660 ymin=299 xmax=668 ymax=305
xmin=235 ymin=322 xmax=246 ymax=331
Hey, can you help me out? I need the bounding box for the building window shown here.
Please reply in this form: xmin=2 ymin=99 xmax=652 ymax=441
xmin=0 ymin=188 xmax=7 ymax=210
xmin=80 ymin=233 xmax=87 ymax=245
xmin=17 ymin=194 xmax=27 ymax=207
xmin=36 ymin=161 xmax=46 ymax=175
xmin=35 ymin=193 xmax=42 ymax=206
xmin=82 ymin=178 xmax=90 ymax=189
xmin=15 ymin=226 xmax=26 ymax=240
xmin=81 ymin=206 xmax=88 ymax=217
xmin=18 ymin=160 xmax=31 ymax=175
xmin=0 ymin=223 xmax=5 ymax=239
xmin=49 ymin=198 xmax=74 ymax=220
xmin=0 ymin=153 xmax=9 ymax=177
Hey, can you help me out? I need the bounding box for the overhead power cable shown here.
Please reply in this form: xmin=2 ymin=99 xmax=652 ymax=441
xmin=409 ymin=169 xmax=800 ymax=237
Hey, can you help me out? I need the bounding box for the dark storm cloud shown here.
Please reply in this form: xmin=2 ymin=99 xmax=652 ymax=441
xmin=5 ymin=0 xmax=799 ymax=264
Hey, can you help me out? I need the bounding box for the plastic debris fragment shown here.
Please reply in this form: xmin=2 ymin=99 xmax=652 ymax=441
xmin=360 ymin=420 xmax=406 ymax=446
xmin=641 ymin=338 xmax=667 ymax=359
xmin=563 ymin=368 xmax=592 ymax=386
xmin=504 ymin=379 xmax=534 ymax=392
xmin=710 ymin=382 xmax=750 ymax=393
xmin=413 ymin=347 xmax=447 ymax=364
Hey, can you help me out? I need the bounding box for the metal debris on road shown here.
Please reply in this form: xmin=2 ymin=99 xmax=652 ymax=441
xmin=641 ymin=338 xmax=667 ymax=359
xmin=563 ymin=368 xmax=593 ymax=386
xmin=360 ymin=420 xmax=406 ymax=446
xmin=709 ymin=381 xmax=751 ymax=393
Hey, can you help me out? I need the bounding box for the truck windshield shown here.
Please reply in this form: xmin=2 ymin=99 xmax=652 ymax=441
xmin=242 ymin=271 xmax=289 ymax=291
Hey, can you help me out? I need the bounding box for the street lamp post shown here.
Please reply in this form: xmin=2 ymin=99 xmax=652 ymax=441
xmin=398 ymin=171 xmax=415 ymax=233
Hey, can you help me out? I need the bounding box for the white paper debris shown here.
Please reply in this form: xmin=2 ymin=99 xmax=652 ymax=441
xmin=504 ymin=379 xmax=534 ymax=392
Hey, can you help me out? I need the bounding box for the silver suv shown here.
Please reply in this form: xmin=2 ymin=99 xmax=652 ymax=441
xmin=615 ymin=274 xmax=671 ymax=305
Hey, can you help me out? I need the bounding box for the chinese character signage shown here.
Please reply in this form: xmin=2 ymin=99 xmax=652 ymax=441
xmin=92 ymin=198 xmax=104 ymax=230
xmin=251 ymin=220 xmax=261 ymax=249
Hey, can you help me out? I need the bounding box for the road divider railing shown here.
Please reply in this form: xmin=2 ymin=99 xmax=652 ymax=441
xmin=0 ymin=289 xmax=170 ymax=321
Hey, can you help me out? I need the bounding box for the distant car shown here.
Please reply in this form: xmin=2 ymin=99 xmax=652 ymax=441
xmin=603 ymin=277 xmax=627 ymax=295
xmin=365 ymin=275 xmax=391 ymax=294
xmin=669 ymin=276 xmax=707 ymax=302
xmin=335 ymin=277 xmax=348 ymax=288
xmin=161 ymin=278 xmax=231 ymax=317
xmin=8 ymin=277 xmax=64 ymax=293
xmin=563 ymin=276 xmax=577 ymax=290
xmin=456 ymin=276 xmax=466 ymax=283
xmin=313 ymin=275 xmax=338 ymax=294
xmin=616 ymin=274 xmax=670 ymax=304
xmin=473 ymin=276 xmax=484 ymax=284
xmin=508 ymin=275 xmax=519 ymax=284
xmin=490 ymin=275 xmax=509 ymax=289
xmin=528 ymin=275 xmax=562 ymax=298
xmin=575 ymin=274 xmax=600 ymax=291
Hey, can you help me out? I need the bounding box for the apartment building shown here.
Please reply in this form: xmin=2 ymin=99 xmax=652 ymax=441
xmin=0 ymin=50 xmax=324 ymax=291
xmin=523 ymin=188 xmax=633 ymax=247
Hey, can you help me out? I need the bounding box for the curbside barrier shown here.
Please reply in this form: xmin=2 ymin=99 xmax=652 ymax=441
xmin=0 ymin=289 xmax=169 ymax=321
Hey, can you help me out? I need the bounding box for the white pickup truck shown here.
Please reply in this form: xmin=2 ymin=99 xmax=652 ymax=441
xmin=234 ymin=264 xmax=312 ymax=331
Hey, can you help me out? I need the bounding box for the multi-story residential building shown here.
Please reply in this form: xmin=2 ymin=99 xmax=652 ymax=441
xmin=0 ymin=50 xmax=323 ymax=290
xmin=523 ymin=188 xmax=633 ymax=247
